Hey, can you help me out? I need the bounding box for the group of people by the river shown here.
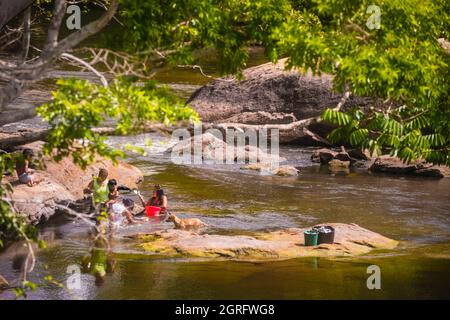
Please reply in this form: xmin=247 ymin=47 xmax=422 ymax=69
xmin=14 ymin=152 xmax=207 ymax=232
xmin=13 ymin=148 xmax=168 ymax=227
xmin=84 ymin=168 xmax=168 ymax=227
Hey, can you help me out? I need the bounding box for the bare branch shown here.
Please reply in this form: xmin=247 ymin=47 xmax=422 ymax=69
xmin=42 ymin=0 xmax=68 ymax=56
xmin=344 ymin=19 xmax=371 ymax=43
xmin=21 ymin=7 xmax=31 ymax=63
xmin=70 ymin=47 xmax=159 ymax=79
xmin=61 ymin=52 xmax=109 ymax=86
xmin=49 ymin=0 xmax=119 ymax=60
xmin=177 ymin=64 xmax=236 ymax=82
xmin=0 ymin=0 xmax=119 ymax=109
xmin=333 ymin=90 xmax=351 ymax=111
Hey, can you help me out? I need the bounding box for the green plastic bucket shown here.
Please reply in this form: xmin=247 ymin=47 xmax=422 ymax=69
xmin=304 ymin=230 xmax=319 ymax=246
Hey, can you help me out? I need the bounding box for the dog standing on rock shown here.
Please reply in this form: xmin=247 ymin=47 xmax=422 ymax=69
xmin=166 ymin=214 xmax=207 ymax=229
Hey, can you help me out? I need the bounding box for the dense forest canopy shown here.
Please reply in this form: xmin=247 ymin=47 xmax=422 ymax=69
xmin=1 ymin=0 xmax=448 ymax=165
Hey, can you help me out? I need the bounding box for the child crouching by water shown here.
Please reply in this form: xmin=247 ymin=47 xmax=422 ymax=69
xmin=108 ymin=198 xmax=137 ymax=227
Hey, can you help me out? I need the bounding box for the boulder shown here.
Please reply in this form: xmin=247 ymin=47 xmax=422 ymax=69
xmin=334 ymin=149 xmax=356 ymax=164
xmin=224 ymin=111 xmax=297 ymax=125
xmin=347 ymin=148 xmax=371 ymax=161
xmin=240 ymin=163 xmax=299 ymax=176
xmin=369 ymin=156 xmax=450 ymax=178
xmin=129 ymin=223 xmax=398 ymax=261
xmin=200 ymin=121 xmax=331 ymax=146
xmin=0 ymin=89 xmax=51 ymax=127
xmin=414 ymin=166 xmax=450 ymax=178
xmin=311 ymin=148 xmax=338 ymax=164
xmin=370 ymin=156 xmax=417 ymax=175
xmin=6 ymin=141 xmax=143 ymax=224
xmin=188 ymin=59 xmax=375 ymax=124
xmin=312 ymin=147 xmax=361 ymax=166
xmin=272 ymin=165 xmax=299 ymax=177
xmin=166 ymin=132 xmax=284 ymax=165
xmin=187 ymin=58 xmax=380 ymax=145
xmin=328 ymin=159 xmax=351 ymax=174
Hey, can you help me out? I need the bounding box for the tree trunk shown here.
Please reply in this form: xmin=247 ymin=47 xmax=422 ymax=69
xmin=0 ymin=126 xmax=49 ymax=150
xmin=0 ymin=0 xmax=119 ymax=110
xmin=0 ymin=0 xmax=36 ymax=29
xmin=21 ymin=7 xmax=31 ymax=62
xmin=0 ymin=81 xmax=26 ymax=112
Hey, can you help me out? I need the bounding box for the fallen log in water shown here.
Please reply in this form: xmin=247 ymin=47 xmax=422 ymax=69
xmin=198 ymin=117 xmax=331 ymax=146
xmin=0 ymin=126 xmax=118 ymax=150
xmin=0 ymin=119 xmax=185 ymax=150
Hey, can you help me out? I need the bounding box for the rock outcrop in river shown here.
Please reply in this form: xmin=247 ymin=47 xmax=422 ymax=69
xmin=165 ymin=132 xmax=284 ymax=164
xmin=369 ymin=155 xmax=450 ymax=178
xmin=6 ymin=141 xmax=143 ymax=224
xmin=129 ymin=223 xmax=398 ymax=261
xmin=187 ymin=59 xmax=378 ymax=145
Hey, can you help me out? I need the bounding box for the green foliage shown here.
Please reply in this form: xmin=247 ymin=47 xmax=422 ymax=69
xmin=117 ymin=0 xmax=291 ymax=75
xmin=279 ymin=0 xmax=450 ymax=165
xmin=37 ymin=77 xmax=199 ymax=169
xmin=322 ymin=107 xmax=450 ymax=165
xmin=116 ymin=0 xmax=449 ymax=165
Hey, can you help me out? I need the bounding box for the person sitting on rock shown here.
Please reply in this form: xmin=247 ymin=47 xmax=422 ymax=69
xmin=85 ymin=168 xmax=110 ymax=206
xmin=146 ymin=184 xmax=168 ymax=214
xmin=15 ymin=148 xmax=37 ymax=187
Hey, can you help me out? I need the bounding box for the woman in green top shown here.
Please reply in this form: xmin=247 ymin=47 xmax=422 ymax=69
xmin=85 ymin=168 xmax=110 ymax=205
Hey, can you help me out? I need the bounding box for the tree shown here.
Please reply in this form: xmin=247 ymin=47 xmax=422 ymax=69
xmin=0 ymin=0 xmax=35 ymax=29
xmin=275 ymin=0 xmax=449 ymax=165
xmin=0 ymin=0 xmax=119 ymax=109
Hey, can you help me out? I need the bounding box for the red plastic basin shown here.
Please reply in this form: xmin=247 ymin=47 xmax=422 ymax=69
xmin=146 ymin=206 xmax=161 ymax=217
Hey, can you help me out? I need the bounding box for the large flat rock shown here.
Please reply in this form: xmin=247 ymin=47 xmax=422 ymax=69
xmin=165 ymin=132 xmax=284 ymax=165
xmin=129 ymin=223 xmax=398 ymax=261
xmin=186 ymin=59 xmax=383 ymax=146
xmin=187 ymin=59 xmax=375 ymax=124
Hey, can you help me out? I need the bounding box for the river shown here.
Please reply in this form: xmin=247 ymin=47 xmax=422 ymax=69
xmin=1 ymin=52 xmax=449 ymax=300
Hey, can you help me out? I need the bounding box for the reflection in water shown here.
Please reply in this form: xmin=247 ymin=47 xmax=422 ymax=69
xmin=81 ymin=236 xmax=116 ymax=286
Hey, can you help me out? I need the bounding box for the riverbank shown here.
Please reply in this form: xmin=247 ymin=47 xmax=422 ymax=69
xmin=4 ymin=141 xmax=143 ymax=224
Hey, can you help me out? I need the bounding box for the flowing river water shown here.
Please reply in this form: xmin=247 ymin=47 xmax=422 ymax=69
xmin=1 ymin=54 xmax=450 ymax=299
